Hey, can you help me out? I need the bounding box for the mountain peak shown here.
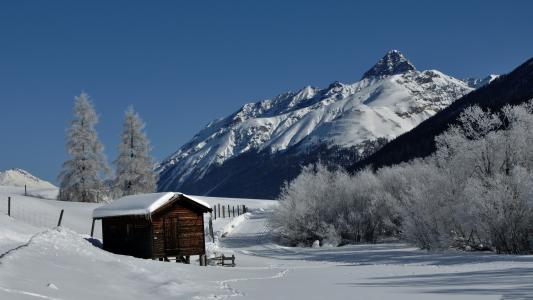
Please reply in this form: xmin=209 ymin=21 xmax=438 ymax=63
xmin=362 ymin=50 xmax=416 ymax=80
xmin=157 ymin=60 xmax=473 ymax=195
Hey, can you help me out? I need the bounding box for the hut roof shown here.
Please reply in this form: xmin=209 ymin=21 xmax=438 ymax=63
xmin=92 ymin=192 xmax=211 ymax=219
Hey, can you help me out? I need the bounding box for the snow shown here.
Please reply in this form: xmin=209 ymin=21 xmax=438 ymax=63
xmin=185 ymin=195 xmax=277 ymax=210
xmin=1 ymin=185 xmax=533 ymax=299
xmin=92 ymin=192 xmax=211 ymax=219
xmin=463 ymin=74 xmax=500 ymax=89
xmin=92 ymin=192 xmax=175 ymax=218
xmin=0 ymin=212 xmax=39 ymax=254
xmin=157 ymin=52 xmax=473 ymax=191
xmin=0 ymin=186 xmax=102 ymax=237
xmin=0 ymin=168 xmax=56 ymax=189
xmin=181 ymin=194 xmax=213 ymax=210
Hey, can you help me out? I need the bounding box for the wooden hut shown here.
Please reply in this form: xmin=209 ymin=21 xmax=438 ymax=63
xmin=92 ymin=192 xmax=212 ymax=263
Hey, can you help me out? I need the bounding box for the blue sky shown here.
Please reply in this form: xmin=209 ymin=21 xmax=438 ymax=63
xmin=1 ymin=0 xmax=532 ymax=183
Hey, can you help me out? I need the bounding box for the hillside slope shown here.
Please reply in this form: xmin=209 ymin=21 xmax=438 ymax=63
xmin=0 ymin=168 xmax=56 ymax=189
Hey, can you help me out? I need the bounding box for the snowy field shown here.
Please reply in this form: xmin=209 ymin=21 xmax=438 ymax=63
xmin=1 ymin=186 xmax=533 ymax=299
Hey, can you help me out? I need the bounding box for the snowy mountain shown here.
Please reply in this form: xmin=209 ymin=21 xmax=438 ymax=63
xmin=361 ymin=49 xmax=416 ymax=79
xmin=158 ymin=50 xmax=473 ymax=197
xmin=349 ymin=56 xmax=533 ymax=173
xmin=0 ymin=168 xmax=57 ymax=189
xmin=463 ymin=74 xmax=500 ymax=89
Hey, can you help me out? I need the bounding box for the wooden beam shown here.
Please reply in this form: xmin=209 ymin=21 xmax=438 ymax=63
xmin=57 ymin=209 xmax=64 ymax=227
xmin=90 ymin=218 xmax=96 ymax=237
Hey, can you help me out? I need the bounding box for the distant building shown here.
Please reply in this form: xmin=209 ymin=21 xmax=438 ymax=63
xmin=92 ymin=192 xmax=211 ymax=263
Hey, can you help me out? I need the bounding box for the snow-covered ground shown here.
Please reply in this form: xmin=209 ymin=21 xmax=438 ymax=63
xmin=0 ymin=186 xmax=100 ymax=237
xmin=1 ymin=186 xmax=533 ymax=299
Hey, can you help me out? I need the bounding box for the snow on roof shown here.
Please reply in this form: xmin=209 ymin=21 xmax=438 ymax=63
xmin=92 ymin=192 xmax=211 ymax=219
xmin=181 ymin=194 xmax=212 ymax=210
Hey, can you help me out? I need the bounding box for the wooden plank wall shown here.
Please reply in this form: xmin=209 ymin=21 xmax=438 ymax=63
xmin=100 ymin=196 xmax=209 ymax=260
xmin=102 ymin=215 xmax=152 ymax=258
xmin=152 ymin=201 xmax=206 ymax=258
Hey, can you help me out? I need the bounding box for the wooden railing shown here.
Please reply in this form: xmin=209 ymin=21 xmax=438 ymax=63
xmin=212 ymin=204 xmax=247 ymax=220
xmin=210 ymin=254 xmax=236 ymax=266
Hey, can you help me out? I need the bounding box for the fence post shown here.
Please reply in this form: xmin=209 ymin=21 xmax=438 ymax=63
xmin=227 ymin=205 xmax=230 ymax=217
xmin=218 ymin=204 xmax=221 ymax=217
xmin=57 ymin=209 xmax=64 ymax=227
xmin=222 ymin=206 xmax=225 ymax=218
xmin=214 ymin=206 xmax=217 ymax=220
xmin=242 ymin=204 xmax=246 ymax=214
xmin=209 ymin=216 xmax=214 ymax=242
xmin=24 ymin=185 xmax=27 ymax=196
xmin=8 ymin=197 xmax=11 ymax=216
xmin=90 ymin=218 xmax=96 ymax=237
xmin=233 ymin=206 xmax=235 ymax=217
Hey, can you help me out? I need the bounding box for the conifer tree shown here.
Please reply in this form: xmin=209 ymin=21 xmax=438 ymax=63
xmin=59 ymin=92 xmax=109 ymax=202
xmin=114 ymin=106 xmax=157 ymax=197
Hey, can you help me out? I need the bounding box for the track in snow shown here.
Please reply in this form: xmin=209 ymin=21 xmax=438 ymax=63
xmin=218 ymin=209 xmax=272 ymax=250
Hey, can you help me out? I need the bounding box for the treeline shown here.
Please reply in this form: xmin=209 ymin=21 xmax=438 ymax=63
xmin=270 ymin=100 xmax=533 ymax=254
xmin=58 ymin=92 xmax=158 ymax=203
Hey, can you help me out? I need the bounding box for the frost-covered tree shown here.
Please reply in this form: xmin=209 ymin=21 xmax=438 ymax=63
xmin=466 ymin=168 xmax=533 ymax=254
xmin=270 ymin=164 xmax=397 ymax=246
xmin=401 ymin=101 xmax=533 ymax=252
xmin=113 ymin=107 xmax=157 ymax=197
xmin=59 ymin=92 xmax=109 ymax=202
xmin=270 ymin=100 xmax=533 ymax=253
xmin=270 ymin=164 xmax=339 ymax=246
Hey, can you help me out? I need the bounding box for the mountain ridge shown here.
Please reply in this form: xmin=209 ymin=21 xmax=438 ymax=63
xmin=348 ymin=57 xmax=533 ymax=173
xmin=157 ymin=50 xmax=475 ymax=197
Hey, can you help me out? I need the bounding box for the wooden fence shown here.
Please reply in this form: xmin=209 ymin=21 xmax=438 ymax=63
xmin=212 ymin=204 xmax=247 ymax=220
xmin=4 ymin=196 xmax=65 ymax=228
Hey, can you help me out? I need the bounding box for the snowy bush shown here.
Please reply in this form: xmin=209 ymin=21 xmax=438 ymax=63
xmin=434 ymin=102 xmax=533 ymax=253
xmin=392 ymin=102 xmax=533 ymax=252
xmin=269 ymin=164 xmax=340 ymax=246
xmin=466 ymin=169 xmax=533 ymax=254
xmin=270 ymin=165 xmax=397 ymax=246
xmin=272 ymin=100 xmax=533 ymax=253
xmin=380 ymin=162 xmax=451 ymax=249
